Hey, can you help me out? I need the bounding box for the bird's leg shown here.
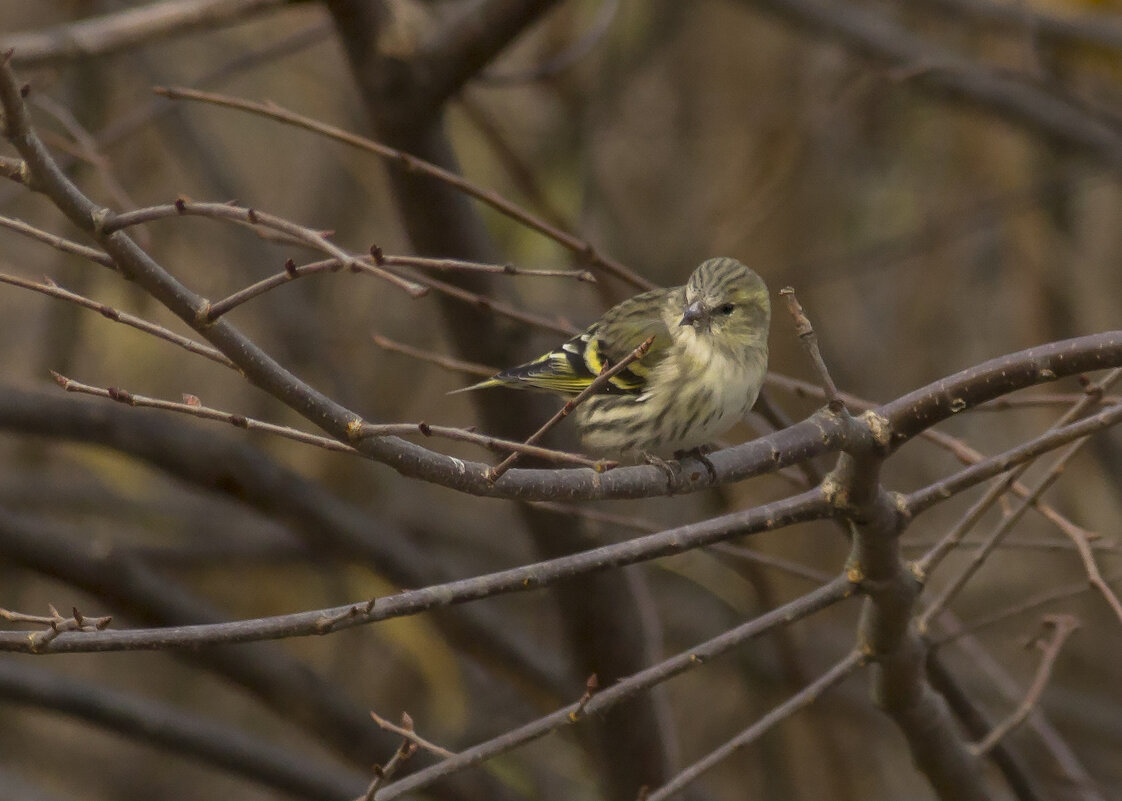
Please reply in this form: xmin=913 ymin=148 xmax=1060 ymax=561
xmin=674 ymin=444 xmax=718 ymax=484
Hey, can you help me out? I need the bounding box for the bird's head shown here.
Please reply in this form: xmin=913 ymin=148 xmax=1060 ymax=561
xmin=678 ymin=258 xmax=770 ymax=348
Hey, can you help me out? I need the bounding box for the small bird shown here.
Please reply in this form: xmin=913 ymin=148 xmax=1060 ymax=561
xmin=456 ymin=257 xmax=770 ymax=457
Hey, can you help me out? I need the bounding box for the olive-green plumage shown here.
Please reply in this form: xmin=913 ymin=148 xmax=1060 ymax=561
xmin=456 ymin=257 xmax=770 ymax=456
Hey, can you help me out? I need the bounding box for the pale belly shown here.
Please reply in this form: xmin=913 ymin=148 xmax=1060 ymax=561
xmin=577 ymin=345 xmax=767 ymax=456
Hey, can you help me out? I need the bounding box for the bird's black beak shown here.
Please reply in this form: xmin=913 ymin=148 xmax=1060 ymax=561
xmin=679 ymin=301 xmax=705 ymax=327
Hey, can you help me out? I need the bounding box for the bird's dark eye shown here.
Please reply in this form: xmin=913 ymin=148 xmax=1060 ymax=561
xmin=717 ymin=303 xmax=735 ymax=315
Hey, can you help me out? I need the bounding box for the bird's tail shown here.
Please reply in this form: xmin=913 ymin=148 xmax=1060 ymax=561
xmin=446 ymin=377 xmax=504 ymax=395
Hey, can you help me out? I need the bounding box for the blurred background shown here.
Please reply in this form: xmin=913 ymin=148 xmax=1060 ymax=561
xmin=1 ymin=1 xmax=1121 ymax=799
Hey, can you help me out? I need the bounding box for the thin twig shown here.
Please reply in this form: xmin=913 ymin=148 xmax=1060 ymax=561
xmin=913 ymin=368 xmax=1122 ymax=574
xmin=0 ymin=272 xmax=235 ymax=367
xmin=528 ymin=501 xmax=833 ymax=584
xmin=374 ymin=250 xmax=596 ymax=282
xmin=930 ymin=570 xmax=1122 ymax=647
xmin=52 ymin=372 xmax=613 ymax=470
xmin=370 ymin=711 xmax=456 ymax=759
xmin=152 ymin=86 xmax=654 ymax=290
xmin=51 ymin=372 xmax=359 ymax=453
xmin=778 ymin=287 xmax=841 ymax=410
xmin=372 ymin=577 xmax=854 ymax=801
xmin=104 ymin=199 xmax=429 ymax=300
xmin=486 ymin=334 xmax=656 ymax=481
xmin=1063 ymin=515 xmax=1122 ymax=627
xmin=479 ymin=0 xmax=620 ymax=84
xmin=0 ymin=605 xmax=111 ymax=631
xmin=370 ymin=257 xmax=578 ymax=336
xmin=3 ymin=0 xmax=289 ymax=67
xmin=204 ymin=257 xmax=342 ymax=319
xmin=767 ymin=361 xmax=1099 ymax=546
xmin=31 ymin=93 xmax=144 ymax=245
xmin=363 ymin=737 xmax=417 ymax=800
xmin=6 ymin=604 xmax=114 ymax=653
xmin=357 ymin=422 xmax=616 ymax=471
xmin=0 ymin=492 xmax=836 ymax=653
xmin=372 ymin=334 xmax=496 ymax=378
xmin=645 ymin=650 xmax=864 ymax=801
xmin=970 ymin=615 xmax=1080 ymax=757
xmin=916 ymin=399 xmax=1122 ymax=628
xmin=205 ymin=252 xmax=591 ymax=323
xmin=0 ymin=214 xmax=115 ymax=267
xmin=978 ymin=392 xmax=1122 ymax=410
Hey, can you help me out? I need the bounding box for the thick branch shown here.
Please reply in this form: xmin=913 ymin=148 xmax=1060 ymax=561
xmin=833 ymin=439 xmax=992 ymax=800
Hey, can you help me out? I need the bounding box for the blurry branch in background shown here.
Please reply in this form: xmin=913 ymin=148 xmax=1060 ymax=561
xmin=372 ymin=333 xmax=496 ymax=378
xmin=931 ymin=571 xmax=1122 ymax=647
xmin=31 ymin=93 xmax=147 ymax=246
xmin=969 ymin=614 xmax=1081 ymax=757
xmin=920 ymin=0 xmax=1122 ymax=53
xmin=743 ymin=0 xmax=1122 ymax=170
xmin=479 ymin=0 xmax=620 ymax=85
xmin=0 ymin=501 xmax=402 ymax=765
xmin=0 ymin=19 xmax=334 ymax=210
xmin=0 ymin=0 xmax=291 ymax=68
xmin=0 ymin=384 xmax=568 ymax=691
xmin=151 ymin=85 xmax=654 ymax=290
xmin=0 ymin=659 xmax=367 ymax=799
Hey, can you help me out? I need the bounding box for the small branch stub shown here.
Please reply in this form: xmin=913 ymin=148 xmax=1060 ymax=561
xmin=970 ymin=614 xmax=1081 ymax=756
xmin=569 ymin=673 xmax=600 ymax=721
xmin=779 ymin=286 xmax=843 ymax=411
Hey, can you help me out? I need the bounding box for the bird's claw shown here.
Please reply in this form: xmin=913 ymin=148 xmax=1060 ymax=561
xmin=642 ymin=451 xmax=678 ymax=493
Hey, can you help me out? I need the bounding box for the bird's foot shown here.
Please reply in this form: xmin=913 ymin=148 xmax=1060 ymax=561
xmin=642 ymin=451 xmax=679 ymax=493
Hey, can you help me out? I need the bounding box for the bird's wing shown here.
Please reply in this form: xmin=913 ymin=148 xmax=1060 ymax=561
xmin=449 ymin=288 xmax=677 ymax=397
xmin=475 ymin=288 xmax=675 ymax=396
xmin=588 ymin=287 xmax=676 ymax=393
